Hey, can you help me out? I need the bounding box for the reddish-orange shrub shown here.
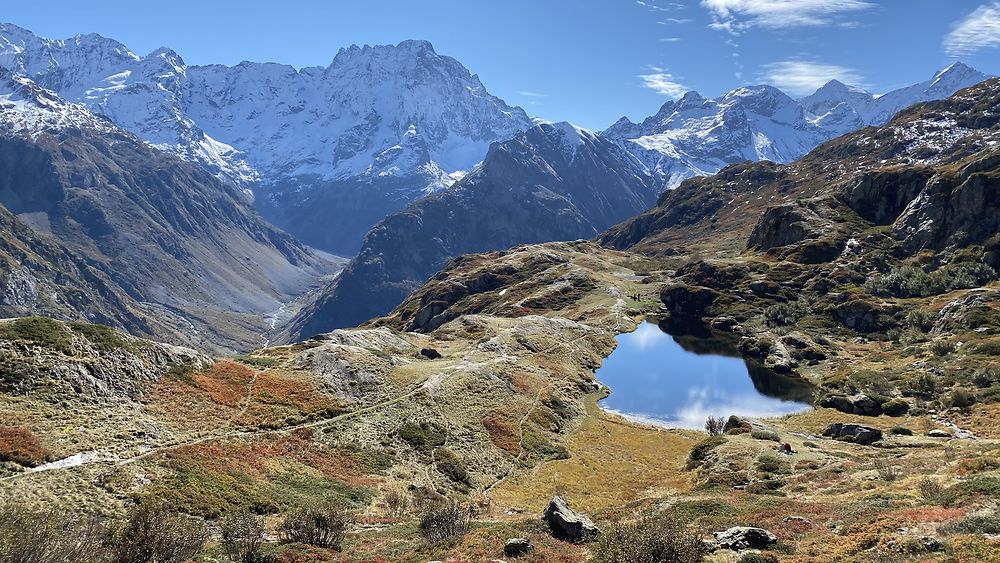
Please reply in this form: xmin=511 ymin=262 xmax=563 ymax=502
xmin=193 ymin=360 xmax=256 ymax=407
xmin=482 ymin=415 xmax=520 ymax=455
xmin=0 ymin=426 xmax=51 ymax=467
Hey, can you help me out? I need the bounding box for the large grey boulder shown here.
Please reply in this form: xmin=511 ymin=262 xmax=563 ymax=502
xmin=542 ymin=496 xmax=600 ymax=543
xmin=823 ymin=423 xmax=883 ymax=445
xmin=713 ymin=526 xmax=778 ymax=550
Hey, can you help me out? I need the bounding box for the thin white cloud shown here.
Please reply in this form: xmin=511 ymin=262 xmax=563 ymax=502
xmin=659 ymin=17 xmax=692 ymax=24
xmin=628 ymin=322 xmax=669 ymax=350
xmin=945 ymin=2 xmax=1000 ymax=57
xmin=659 ymin=37 xmax=682 ymax=42
xmin=636 ymin=0 xmax=671 ymax=12
xmin=701 ymin=0 xmax=874 ymax=32
xmin=761 ymin=60 xmax=865 ymax=96
xmin=517 ymin=91 xmax=548 ymax=98
xmin=638 ymin=72 xmax=689 ymax=97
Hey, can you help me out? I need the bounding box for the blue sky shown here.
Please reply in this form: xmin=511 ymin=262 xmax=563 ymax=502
xmin=5 ymin=0 xmax=1000 ymax=130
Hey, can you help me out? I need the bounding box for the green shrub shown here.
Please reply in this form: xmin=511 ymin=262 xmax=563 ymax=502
xmin=0 ymin=317 xmax=72 ymax=353
xmin=881 ymin=398 xmax=910 ymax=416
xmin=397 ymin=422 xmax=447 ymax=456
xmin=0 ymin=507 xmax=107 ymax=563
xmin=934 ymin=477 xmax=1000 ymax=507
xmin=665 ymin=500 xmax=738 ymax=526
xmin=948 ymin=388 xmax=977 ymax=409
xmin=750 ymin=428 xmax=780 ymax=442
xmin=164 ymin=361 xmax=197 ymax=385
xmin=890 ymin=426 xmax=914 ymax=436
xmin=277 ymin=501 xmax=350 ymax=550
xmin=974 ymin=340 xmax=1000 ymax=356
xmin=221 ymin=509 xmax=273 ymax=563
xmin=756 ymin=452 xmax=784 ymax=473
xmin=866 ymin=266 xmax=939 ymax=297
xmin=904 ymin=309 xmax=936 ymax=332
xmin=972 ymin=367 xmax=999 ymax=388
xmin=930 ymin=340 xmax=956 ymax=357
xmin=847 ymin=371 xmax=895 ymax=397
xmin=867 ymin=263 xmax=996 ymax=298
xmin=433 ymin=447 xmax=471 ymax=487
xmin=593 ymin=510 xmax=707 ymax=563
xmin=958 ymin=457 xmax=1000 ymax=474
xmin=69 ymin=322 xmax=129 ymax=352
xmin=521 ymin=425 xmax=569 ymax=461
xmin=906 ymin=372 xmax=938 ymax=396
xmin=108 ymin=504 xmax=208 ymax=563
xmin=940 ymin=510 xmax=1000 ymax=535
xmin=938 ymin=262 xmax=997 ymax=290
xmin=979 ymin=385 xmax=1000 ymax=403
xmin=687 ymin=436 xmax=726 ymax=468
xmin=763 ymin=302 xmax=807 ymax=327
xmin=747 ymin=478 xmax=787 ymax=494
xmin=418 ymin=500 xmax=472 ymax=544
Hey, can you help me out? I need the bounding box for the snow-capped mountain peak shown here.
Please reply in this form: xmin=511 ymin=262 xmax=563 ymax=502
xmin=0 ymin=71 xmax=119 ymax=137
xmin=928 ymin=61 xmax=981 ymax=91
xmin=604 ymin=62 xmax=990 ymax=191
xmin=0 ymin=26 xmax=533 ymax=253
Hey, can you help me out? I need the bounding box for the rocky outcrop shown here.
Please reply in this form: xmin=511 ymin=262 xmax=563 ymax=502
xmin=712 ymin=526 xmax=778 ymax=550
xmin=823 ymin=423 xmax=883 ymax=445
xmin=819 ymin=394 xmax=884 ymax=416
xmin=831 ymin=300 xmax=892 ymax=333
xmin=747 ymin=199 xmax=833 ymax=251
xmin=841 ymin=168 xmax=935 ymax=225
xmin=934 ymin=289 xmax=999 ymax=333
xmin=660 ymin=284 xmax=720 ymax=317
xmin=0 ymin=317 xmax=209 ymax=399
xmin=543 ymin=496 xmax=600 ymax=543
xmin=894 ymin=160 xmax=1000 ymax=253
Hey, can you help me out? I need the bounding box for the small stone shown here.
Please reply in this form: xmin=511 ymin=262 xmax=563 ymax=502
xmin=783 ymin=516 xmax=813 ymax=528
xmin=920 ymin=536 xmax=943 ymax=552
xmin=504 ymin=538 xmax=534 ymax=557
xmin=927 ymin=429 xmax=951 ymax=438
xmin=420 ymin=347 xmax=443 ymax=359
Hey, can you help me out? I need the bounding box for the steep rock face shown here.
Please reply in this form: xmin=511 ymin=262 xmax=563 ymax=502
xmin=603 ymin=63 xmax=990 ymax=192
xmin=0 ymin=317 xmax=210 ymax=399
xmin=600 ymin=78 xmax=1000 ymax=261
xmin=0 ymin=202 xmax=156 ymax=336
xmin=0 ymin=25 xmax=532 ymax=253
xmin=894 ymin=161 xmax=1000 ymax=253
xmin=0 ymin=72 xmax=334 ymax=350
xmin=286 ymin=123 xmax=657 ymax=339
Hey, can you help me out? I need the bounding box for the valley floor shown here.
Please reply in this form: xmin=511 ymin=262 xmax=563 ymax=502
xmin=2 ymin=242 xmax=999 ymax=562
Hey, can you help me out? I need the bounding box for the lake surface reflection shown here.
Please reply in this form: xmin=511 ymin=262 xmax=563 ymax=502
xmin=596 ymin=320 xmax=815 ymax=429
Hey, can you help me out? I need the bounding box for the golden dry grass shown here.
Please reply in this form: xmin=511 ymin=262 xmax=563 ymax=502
xmin=490 ymin=398 xmax=697 ymax=515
